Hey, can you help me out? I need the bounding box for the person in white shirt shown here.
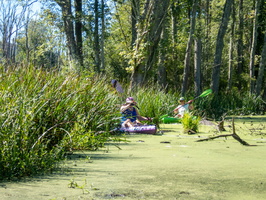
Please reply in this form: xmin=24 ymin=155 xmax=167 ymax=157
xmin=173 ymin=97 xmax=193 ymax=118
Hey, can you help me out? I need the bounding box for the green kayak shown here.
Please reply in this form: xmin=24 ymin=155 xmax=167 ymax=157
xmin=160 ymin=116 xmax=181 ymax=123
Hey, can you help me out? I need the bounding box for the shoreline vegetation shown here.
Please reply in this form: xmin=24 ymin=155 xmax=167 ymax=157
xmin=0 ymin=66 xmax=265 ymax=181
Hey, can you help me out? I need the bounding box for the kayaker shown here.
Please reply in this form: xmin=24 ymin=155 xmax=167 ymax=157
xmin=173 ymin=97 xmax=193 ymax=118
xmin=120 ymin=97 xmax=151 ymax=128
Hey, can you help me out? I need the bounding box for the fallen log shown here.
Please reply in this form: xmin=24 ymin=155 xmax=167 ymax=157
xmin=196 ymin=119 xmax=256 ymax=146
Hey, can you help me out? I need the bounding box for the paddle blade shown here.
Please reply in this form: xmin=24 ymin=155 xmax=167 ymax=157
xmin=159 ymin=114 xmax=168 ymax=119
xmin=199 ymin=89 xmax=212 ymax=97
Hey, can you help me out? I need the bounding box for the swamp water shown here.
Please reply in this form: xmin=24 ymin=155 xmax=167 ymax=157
xmin=1 ymin=116 xmax=266 ymax=200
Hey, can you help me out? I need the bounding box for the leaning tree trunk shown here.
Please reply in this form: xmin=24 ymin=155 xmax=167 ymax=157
xmin=211 ymin=0 xmax=233 ymax=94
xmin=255 ymin=30 xmax=266 ymax=96
xmin=249 ymin=0 xmax=261 ymax=94
xmin=181 ymin=0 xmax=197 ymax=96
xmin=55 ymin=0 xmax=78 ymax=70
xmin=130 ymin=0 xmax=170 ymax=89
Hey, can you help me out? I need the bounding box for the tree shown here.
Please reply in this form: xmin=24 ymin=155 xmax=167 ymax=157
xmin=94 ymin=0 xmax=101 ymax=72
xmin=100 ymin=0 xmax=105 ymax=71
xmin=131 ymin=0 xmax=140 ymax=47
xmin=249 ymin=0 xmax=261 ymax=94
xmin=75 ymin=0 xmax=84 ymax=68
xmin=130 ymin=0 xmax=170 ymax=89
xmin=158 ymin=25 xmax=168 ymax=88
xmin=211 ymin=0 xmax=233 ymax=94
xmin=0 ymin=0 xmax=26 ymax=65
xmin=227 ymin=0 xmax=235 ymax=91
xmin=255 ymin=30 xmax=266 ymax=96
xmin=54 ymin=0 xmax=83 ymax=70
xmin=181 ymin=0 xmax=197 ymax=96
xmin=16 ymin=17 xmax=62 ymax=69
xmin=236 ymin=0 xmax=244 ymax=90
xmin=194 ymin=38 xmax=202 ymax=97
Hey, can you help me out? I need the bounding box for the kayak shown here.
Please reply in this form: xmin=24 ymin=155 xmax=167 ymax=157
xmin=120 ymin=125 xmax=157 ymax=134
xmin=160 ymin=116 xmax=181 ymax=123
xmin=160 ymin=115 xmax=199 ymax=123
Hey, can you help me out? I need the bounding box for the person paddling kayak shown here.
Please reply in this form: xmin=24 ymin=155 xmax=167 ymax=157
xmin=173 ymin=97 xmax=193 ymax=118
xmin=120 ymin=97 xmax=151 ymax=128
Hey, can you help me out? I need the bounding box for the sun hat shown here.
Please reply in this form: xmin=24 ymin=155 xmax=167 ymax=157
xmin=179 ymin=97 xmax=185 ymax=101
xmin=126 ymin=97 xmax=134 ymax=103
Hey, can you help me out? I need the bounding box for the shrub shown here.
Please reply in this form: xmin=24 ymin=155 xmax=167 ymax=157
xmin=181 ymin=113 xmax=201 ymax=134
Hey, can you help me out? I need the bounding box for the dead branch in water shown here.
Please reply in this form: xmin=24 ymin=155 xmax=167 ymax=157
xmin=196 ymin=119 xmax=256 ymax=146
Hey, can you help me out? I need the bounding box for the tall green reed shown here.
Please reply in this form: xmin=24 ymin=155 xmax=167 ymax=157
xmin=194 ymin=89 xmax=266 ymax=120
xmin=129 ymin=86 xmax=179 ymax=125
xmin=0 ymin=66 xmax=120 ymax=179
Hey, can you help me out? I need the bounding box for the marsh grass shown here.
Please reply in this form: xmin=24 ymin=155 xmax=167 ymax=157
xmin=0 ymin=66 xmax=121 ymax=179
xmin=131 ymin=86 xmax=179 ymax=126
xmin=194 ymin=89 xmax=266 ymax=120
xmin=0 ymin=66 xmax=265 ymax=180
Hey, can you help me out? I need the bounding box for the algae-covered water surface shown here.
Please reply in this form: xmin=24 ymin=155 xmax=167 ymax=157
xmin=1 ymin=116 xmax=266 ymax=200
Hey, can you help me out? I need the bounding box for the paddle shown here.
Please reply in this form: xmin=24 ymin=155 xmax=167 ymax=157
xmin=194 ymin=89 xmax=213 ymax=100
xmin=185 ymin=89 xmax=212 ymax=104
xmin=159 ymin=114 xmax=168 ymax=119
xmin=111 ymin=79 xmax=124 ymax=94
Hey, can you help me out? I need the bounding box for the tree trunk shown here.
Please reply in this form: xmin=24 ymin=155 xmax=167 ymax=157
xmin=75 ymin=0 xmax=84 ymax=70
xmin=202 ymin=0 xmax=211 ymax=87
xmin=170 ymin=1 xmax=180 ymax=88
xmin=158 ymin=27 xmax=167 ymax=88
xmin=56 ymin=0 xmax=78 ymax=70
xmin=194 ymin=38 xmax=202 ymax=97
xmin=100 ymin=0 xmax=105 ymax=71
xmin=211 ymin=0 xmax=233 ymax=94
xmin=255 ymin=30 xmax=266 ymax=96
xmin=227 ymin=0 xmax=235 ymax=90
xmin=131 ymin=0 xmax=140 ymax=47
xmin=94 ymin=0 xmax=101 ymax=72
xmin=249 ymin=0 xmax=261 ymax=94
xmin=236 ymin=0 xmax=244 ymax=90
xmin=181 ymin=0 xmax=197 ymax=96
xmin=130 ymin=0 xmax=170 ymax=89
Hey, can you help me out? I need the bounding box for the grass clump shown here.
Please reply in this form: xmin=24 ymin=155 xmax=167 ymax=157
xmin=181 ymin=113 xmax=201 ymax=134
xmin=0 ymin=66 xmax=120 ymax=180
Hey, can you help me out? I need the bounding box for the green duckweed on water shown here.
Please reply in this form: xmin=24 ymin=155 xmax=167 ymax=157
xmin=0 ymin=116 xmax=266 ymax=200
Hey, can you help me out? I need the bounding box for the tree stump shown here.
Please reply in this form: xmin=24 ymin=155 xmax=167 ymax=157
xmin=217 ymin=120 xmax=226 ymax=131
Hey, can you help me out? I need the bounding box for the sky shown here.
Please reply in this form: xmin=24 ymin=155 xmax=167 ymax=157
xmin=32 ymin=1 xmax=42 ymax=12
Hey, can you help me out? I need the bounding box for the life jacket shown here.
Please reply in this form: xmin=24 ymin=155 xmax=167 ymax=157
xmin=121 ymin=107 xmax=137 ymax=123
xmin=177 ymin=104 xmax=189 ymax=117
